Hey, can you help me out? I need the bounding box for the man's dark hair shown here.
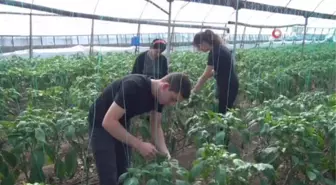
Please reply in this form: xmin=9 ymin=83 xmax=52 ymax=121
xmin=161 ymin=72 xmax=192 ymax=99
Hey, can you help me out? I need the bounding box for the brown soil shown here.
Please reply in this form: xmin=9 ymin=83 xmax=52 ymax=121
xmin=173 ymin=145 xmax=197 ymax=170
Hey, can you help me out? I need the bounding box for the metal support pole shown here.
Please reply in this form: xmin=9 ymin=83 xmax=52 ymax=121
xmin=166 ymin=0 xmax=173 ymax=67
xmin=269 ymin=27 xmax=274 ymax=48
xmin=89 ymin=19 xmax=95 ymax=56
xmin=282 ymin=27 xmax=289 ymax=45
xmin=327 ymin=28 xmax=331 ymax=34
xmin=319 ymin=28 xmax=324 ymax=43
xmin=136 ymin=23 xmax=141 ymax=54
xmin=240 ymin=26 xmax=246 ymax=48
xmin=302 ymin=17 xmax=308 ymax=54
xmin=170 ymin=26 xmax=175 ymax=49
xmin=231 ymin=0 xmax=240 ymax=64
xmin=29 ymin=12 xmax=33 ymax=59
xmin=256 ymin=28 xmax=262 ymax=48
xmin=312 ymin=28 xmax=316 ymax=43
xmin=221 ymin=23 xmax=227 ymax=39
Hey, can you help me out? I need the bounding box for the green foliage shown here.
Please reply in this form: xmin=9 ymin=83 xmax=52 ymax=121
xmin=119 ymin=158 xmax=190 ymax=185
xmin=0 ymin=43 xmax=335 ymax=184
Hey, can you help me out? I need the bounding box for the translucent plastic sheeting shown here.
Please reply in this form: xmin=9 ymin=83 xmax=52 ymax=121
xmin=0 ymin=0 xmax=335 ymax=35
xmin=247 ymin=0 xmax=335 ymax=14
xmin=0 ymin=0 xmax=226 ymax=35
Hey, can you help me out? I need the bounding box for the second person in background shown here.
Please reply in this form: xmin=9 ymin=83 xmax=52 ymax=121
xmin=191 ymin=29 xmax=239 ymax=115
xmin=131 ymin=39 xmax=168 ymax=79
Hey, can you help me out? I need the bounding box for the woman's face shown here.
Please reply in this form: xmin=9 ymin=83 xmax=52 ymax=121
xmin=197 ymin=42 xmax=211 ymax=52
xmin=149 ymin=49 xmax=161 ymax=58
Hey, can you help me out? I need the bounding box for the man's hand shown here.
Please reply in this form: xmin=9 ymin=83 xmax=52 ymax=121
xmin=157 ymin=150 xmax=171 ymax=160
xmin=136 ymin=142 xmax=158 ymax=160
xmin=166 ymin=152 xmax=171 ymax=160
xmin=191 ymin=88 xmax=196 ymax=94
xmin=190 ymin=91 xmax=197 ymax=98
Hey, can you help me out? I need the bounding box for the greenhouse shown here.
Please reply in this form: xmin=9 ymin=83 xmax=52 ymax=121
xmin=0 ymin=0 xmax=335 ymax=185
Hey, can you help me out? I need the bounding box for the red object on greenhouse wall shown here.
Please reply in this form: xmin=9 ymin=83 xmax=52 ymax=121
xmin=272 ymin=29 xmax=282 ymax=39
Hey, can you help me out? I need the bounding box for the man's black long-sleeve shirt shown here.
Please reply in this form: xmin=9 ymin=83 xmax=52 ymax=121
xmin=131 ymin=51 xmax=168 ymax=79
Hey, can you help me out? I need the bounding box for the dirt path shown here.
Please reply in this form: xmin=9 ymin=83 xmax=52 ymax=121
xmin=173 ymin=145 xmax=197 ymax=170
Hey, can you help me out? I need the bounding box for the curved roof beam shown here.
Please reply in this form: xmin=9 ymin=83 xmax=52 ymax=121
xmin=181 ymin=0 xmax=336 ymax=20
xmin=0 ymin=0 xmax=229 ymax=31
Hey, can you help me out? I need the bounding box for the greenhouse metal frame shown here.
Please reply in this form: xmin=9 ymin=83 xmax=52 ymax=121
xmin=0 ymin=0 xmax=335 ymax=59
xmin=1 ymin=1 xmax=336 ymax=185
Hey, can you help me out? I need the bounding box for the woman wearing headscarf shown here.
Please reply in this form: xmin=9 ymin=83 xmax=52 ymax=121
xmin=131 ymin=38 xmax=168 ymax=79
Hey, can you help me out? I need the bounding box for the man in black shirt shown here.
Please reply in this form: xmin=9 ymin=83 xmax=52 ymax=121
xmin=131 ymin=39 xmax=168 ymax=79
xmin=88 ymin=72 xmax=191 ymax=185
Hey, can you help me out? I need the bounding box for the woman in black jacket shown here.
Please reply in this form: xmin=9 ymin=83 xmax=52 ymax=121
xmin=192 ymin=30 xmax=239 ymax=115
xmin=131 ymin=39 xmax=168 ymax=79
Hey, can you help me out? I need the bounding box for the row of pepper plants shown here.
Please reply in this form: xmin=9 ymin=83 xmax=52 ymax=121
xmin=0 ymin=43 xmax=335 ymax=185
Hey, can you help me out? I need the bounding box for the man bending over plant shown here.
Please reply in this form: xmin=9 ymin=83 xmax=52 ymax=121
xmin=87 ymin=72 xmax=191 ymax=185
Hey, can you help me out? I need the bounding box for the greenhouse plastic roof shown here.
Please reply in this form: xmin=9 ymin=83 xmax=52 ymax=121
xmin=0 ymin=0 xmax=335 ymax=35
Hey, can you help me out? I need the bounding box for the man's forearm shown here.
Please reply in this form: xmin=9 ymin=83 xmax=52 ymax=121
xmin=155 ymin=128 xmax=169 ymax=153
xmin=103 ymin=121 xmax=141 ymax=149
xmin=151 ymin=126 xmax=169 ymax=154
xmin=150 ymin=111 xmax=169 ymax=155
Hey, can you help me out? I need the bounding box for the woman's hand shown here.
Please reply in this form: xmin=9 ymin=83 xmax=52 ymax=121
xmin=193 ymin=65 xmax=214 ymax=93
